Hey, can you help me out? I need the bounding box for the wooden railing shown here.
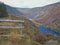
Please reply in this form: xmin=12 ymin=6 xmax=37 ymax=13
xmin=0 ymin=20 xmax=24 ymax=36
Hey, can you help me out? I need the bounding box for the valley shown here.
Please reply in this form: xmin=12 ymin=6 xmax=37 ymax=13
xmin=0 ymin=2 xmax=60 ymax=45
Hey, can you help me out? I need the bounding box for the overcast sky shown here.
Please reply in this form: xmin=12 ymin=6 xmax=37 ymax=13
xmin=0 ymin=0 xmax=60 ymax=8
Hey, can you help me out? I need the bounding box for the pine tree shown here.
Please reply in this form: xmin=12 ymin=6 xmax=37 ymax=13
xmin=0 ymin=2 xmax=8 ymax=18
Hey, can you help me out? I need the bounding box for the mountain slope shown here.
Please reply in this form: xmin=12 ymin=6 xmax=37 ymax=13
xmin=0 ymin=13 xmax=48 ymax=45
xmin=35 ymin=2 xmax=60 ymax=33
xmin=6 ymin=2 xmax=60 ymax=19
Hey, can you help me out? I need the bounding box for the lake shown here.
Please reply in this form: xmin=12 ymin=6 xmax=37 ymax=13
xmin=37 ymin=26 xmax=59 ymax=36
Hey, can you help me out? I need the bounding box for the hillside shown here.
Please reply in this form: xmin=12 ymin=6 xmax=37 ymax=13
xmin=6 ymin=2 xmax=60 ymax=19
xmin=34 ymin=2 xmax=60 ymax=33
xmin=0 ymin=14 xmax=49 ymax=45
xmin=0 ymin=14 xmax=60 ymax=45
